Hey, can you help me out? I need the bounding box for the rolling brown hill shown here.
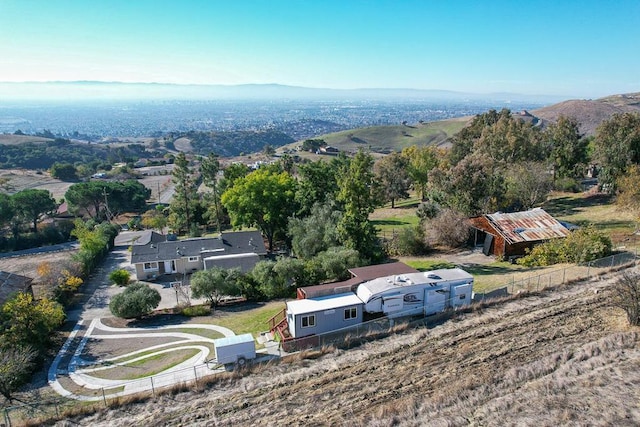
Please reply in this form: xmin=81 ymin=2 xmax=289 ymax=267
xmin=533 ymin=92 xmax=640 ymax=136
xmin=64 ymin=272 xmax=640 ymax=426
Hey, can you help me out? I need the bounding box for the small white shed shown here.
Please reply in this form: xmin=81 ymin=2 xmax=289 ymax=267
xmin=213 ymin=333 xmax=256 ymax=365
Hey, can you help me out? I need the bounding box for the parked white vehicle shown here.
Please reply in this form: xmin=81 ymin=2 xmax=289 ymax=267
xmin=213 ymin=333 xmax=256 ymax=366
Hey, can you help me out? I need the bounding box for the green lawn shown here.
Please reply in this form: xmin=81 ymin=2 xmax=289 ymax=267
xmin=208 ymin=301 xmax=286 ymax=336
xmin=543 ymin=192 xmax=637 ymax=244
xmin=402 ymin=259 xmax=455 ymax=271
xmin=372 ymin=213 xmax=420 ymax=235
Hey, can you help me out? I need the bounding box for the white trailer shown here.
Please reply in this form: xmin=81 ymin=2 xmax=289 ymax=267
xmin=213 ymin=333 xmax=256 ymax=366
xmin=356 ymin=268 xmax=474 ymax=316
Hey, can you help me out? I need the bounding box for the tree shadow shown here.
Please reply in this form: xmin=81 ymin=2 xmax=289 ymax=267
xmin=543 ymin=193 xmax=613 ymax=217
xmin=371 ymin=219 xmax=412 ymax=226
xmin=461 ymin=263 xmax=543 ymax=276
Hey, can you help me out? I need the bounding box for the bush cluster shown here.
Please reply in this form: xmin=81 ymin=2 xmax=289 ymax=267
xmin=109 ymin=282 xmax=161 ymax=319
xmin=179 ymin=305 xmax=211 ymax=317
xmin=518 ymin=226 xmax=612 ymax=267
xmin=383 ymin=226 xmax=430 ymax=256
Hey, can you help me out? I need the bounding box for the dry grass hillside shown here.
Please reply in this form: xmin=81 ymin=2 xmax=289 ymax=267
xmin=0 ymin=134 xmax=53 ymax=145
xmin=61 ymin=271 xmax=640 ymax=427
xmin=533 ymin=92 xmax=640 ymax=136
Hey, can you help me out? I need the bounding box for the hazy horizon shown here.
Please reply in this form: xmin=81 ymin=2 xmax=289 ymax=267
xmin=1 ymin=1 xmax=638 ymax=99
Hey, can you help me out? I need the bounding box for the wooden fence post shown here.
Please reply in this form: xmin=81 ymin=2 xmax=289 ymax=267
xmin=193 ymin=366 xmax=198 ymax=388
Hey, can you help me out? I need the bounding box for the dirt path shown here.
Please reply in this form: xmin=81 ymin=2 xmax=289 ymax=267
xmin=66 ymin=271 xmax=640 ymax=426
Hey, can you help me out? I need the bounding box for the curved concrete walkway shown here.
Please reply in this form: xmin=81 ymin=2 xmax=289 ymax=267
xmin=48 ymin=318 xmax=237 ymax=401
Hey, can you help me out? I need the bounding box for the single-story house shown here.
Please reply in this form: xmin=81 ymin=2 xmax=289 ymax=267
xmin=286 ymin=293 xmax=364 ymax=339
xmin=0 ymin=271 xmax=34 ymax=306
xmin=130 ymin=230 xmax=267 ymax=280
xmin=469 ymin=207 xmax=571 ymax=258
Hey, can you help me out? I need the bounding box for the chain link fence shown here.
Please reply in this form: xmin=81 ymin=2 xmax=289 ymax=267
xmin=3 ymin=249 xmax=637 ymax=426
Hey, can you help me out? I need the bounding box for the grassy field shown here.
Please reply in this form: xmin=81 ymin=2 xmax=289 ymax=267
xmin=206 ymin=301 xmax=285 ymax=336
xmin=317 ymin=119 xmax=466 ymax=153
xmin=543 ymin=191 xmax=637 ymax=244
xmin=0 ymin=134 xmax=53 ymax=145
xmin=278 ymin=117 xmax=468 ymax=156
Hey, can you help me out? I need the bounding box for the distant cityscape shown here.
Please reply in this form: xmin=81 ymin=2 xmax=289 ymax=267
xmin=0 ymin=99 xmax=546 ymax=140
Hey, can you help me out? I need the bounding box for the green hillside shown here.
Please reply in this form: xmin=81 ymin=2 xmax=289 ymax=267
xmin=291 ymin=117 xmax=469 ymax=154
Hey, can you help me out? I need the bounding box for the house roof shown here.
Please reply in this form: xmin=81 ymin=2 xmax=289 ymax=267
xmin=0 ymin=271 xmax=33 ymax=304
xmin=298 ymin=262 xmax=419 ymax=298
xmin=203 ymin=253 xmax=261 ymax=272
xmin=287 ymin=293 xmax=363 ymax=316
xmin=475 ymin=208 xmax=570 ymax=245
xmin=131 ymin=230 xmax=266 ymax=264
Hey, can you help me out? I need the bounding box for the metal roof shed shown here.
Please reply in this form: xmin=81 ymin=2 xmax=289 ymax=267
xmin=286 ymin=293 xmax=364 ymax=339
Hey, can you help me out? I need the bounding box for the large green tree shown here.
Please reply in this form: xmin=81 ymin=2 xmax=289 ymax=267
xmin=11 ymin=189 xmax=57 ymax=232
xmin=49 ymin=162 xmax=78 ymax=181
xmin=0 ymin=292 xmax=65 ymax=352
xmin=374 ymin=152 xmax=411 ymax=208
xmin=222 ymin=168 xmax=297 ymax=251
xmin=288 ymin=201 xmax=342 ymax=259
xmin=65 ymin=180 xmax=150 ymax=220
xmin=434 ymin=153 xmax=506 ymax=215
xmin=402 ymin=145 xmax=439 ymax=201
xmin=295 ymin=160 xmax=339 ymax=216
xmin=169 ymin=153 xmax=199 ymax=234
xmin=200 ymin=153 xmax=223 ymax=233
xmin=0 ymin=193 xmax=13 ymax=237
xmin=449 ymin=109 xmax=511 ymax=165
xmin=336 ymin=150 xmax=382 ymax=261
xmin=545 ymin=115 xmax=588 ymax=180
xmin=504 ymin=162 xmax=553 ymax=210
xmin=474 ymin=114 xmax=546 ymax=164
xmin=191 ymin=267 xmax=241 ymax=309
xmin=594 ymin=112 xmax=640 ymax=189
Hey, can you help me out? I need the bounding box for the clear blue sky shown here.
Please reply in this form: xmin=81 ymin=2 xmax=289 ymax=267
xmin=0 ymin=0 xmax=638 ymax=97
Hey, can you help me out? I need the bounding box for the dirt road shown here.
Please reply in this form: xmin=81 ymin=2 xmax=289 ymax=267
xmin=67 ymin=270 xmax=640 ymax=426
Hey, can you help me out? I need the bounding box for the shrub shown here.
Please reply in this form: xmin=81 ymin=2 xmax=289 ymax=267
xmin=109 ymin=282 xmax=161 ymax=319
xmin=109 ymin=269 xmax=131 ymax=286
xmin=426 ymin=208 xmax=471 ymax=248
xmin=554 ymin=177 xmax=581 ymax=193
xmin=416 ymin=201 xmax=441 ymax=222
xmin=518 ymin=226 xmax=612 ymax=267
xmin=180 ymin=305 xmax=211 ymax=317
xmin=612 ymin=272 xmax=640 ymax=326
xmin=384 ymin=226 xmax=429 ymax=256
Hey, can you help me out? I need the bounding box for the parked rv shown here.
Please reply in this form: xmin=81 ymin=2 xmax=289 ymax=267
xmin=281 ymin=268 xmax=474 ymax=339
xmin=356 ymin=268 xmax=473 ymax=316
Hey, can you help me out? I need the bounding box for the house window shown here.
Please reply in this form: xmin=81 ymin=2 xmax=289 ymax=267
xmin=459 ymin=294 xmax=466 ymax=300
xmin=344 ymin=307 xmax=357 ymax=320
xmin=188 ymin=256 xmax=199 ymax=262
xmin=143 ymin=262 xmax=158 ymax=271
xmin=301 ymin=315 xmax=315 ymax=328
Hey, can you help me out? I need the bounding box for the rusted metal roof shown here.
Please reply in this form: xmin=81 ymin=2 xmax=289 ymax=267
xmin=485 ymin=208 xmax=570 ymax=244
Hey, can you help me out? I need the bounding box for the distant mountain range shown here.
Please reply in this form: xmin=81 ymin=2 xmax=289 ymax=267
xmin=0 ymin=81 xmax=566 ymax=104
